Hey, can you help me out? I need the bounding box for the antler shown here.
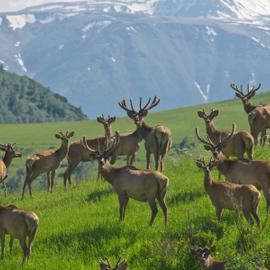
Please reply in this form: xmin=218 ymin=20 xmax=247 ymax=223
xmin=119 ymin=97 xmax=160 ymax=113
xmin=220 ymin=124 xmax=236 ymax=146
xmin=195 ymin=127 xmax=215 ymax=148
xmin=118 ymin=100 xmax=135 ymax=113
xmin=80 ymin=137 xmax=98 ymax=154
xmin=230 ymin=83 xmax=261 ymax=99
xmin=141 ymin=96 xmax=160 ymax=111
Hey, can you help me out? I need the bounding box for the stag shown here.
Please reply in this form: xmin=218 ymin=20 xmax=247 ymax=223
xmin=22 ymin=131 xmax=74 ymax=198
xmin=197 ymin=109 xmax=254 ymax=160
xmin=100 ymin=258 xmax=128 ymax=270
xmin=230 ymin=83 xmax=270 ymax=146
xmin=196 ymin=158 xmax=261 ymax=226
xmin=118 ymin=96 xmax=172 ymax=172
xmin=192 ymin=247 xmax=226 ymax=270
xmin=0 ymin=205 xmax=39 ymax=267
xmin=97 ymin=114 xmax=142 ymax=166
xmin=0 ymin=143 xmax=21 ymax=195
xmin=80 ymin=132 xmax=169 ymax=226
xmin=195 ymin=125 xmax=270 ymax=214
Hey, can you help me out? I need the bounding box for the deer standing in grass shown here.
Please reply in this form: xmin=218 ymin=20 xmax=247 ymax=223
xmin=196 ymin=158 xmax=261 ymax=226
xmin=97 ymin=114 xmax=142 ymax=166
xmin=80 ymin=132 xmax=169 ymax=226
xmin=197 ymin=109 xmax=254 ymax=160
xmin=100 ymin=258 xmax=128 ymax=270
xmin=195 ymin=125 xmax=270 ymax=214
xmin=118 ymin=96 xmax=172 ymax=172
xmin=0 ymin=205 xmax=39 ymax=267
xmin=22 ymin=131 xmax=74 ymax=198
xmin=0 ymin=143 xmax=21 ymax=195
xmin=230 ymin=83 xmax=270 ymax=146
xmin=192 ymin=247 xmax=226 ymax=270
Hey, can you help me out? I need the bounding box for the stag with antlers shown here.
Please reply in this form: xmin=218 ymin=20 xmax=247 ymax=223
xmin=0 ymin=143 xmax=21 ymax=195
xmin=100 ymin=258 xmax=128 ymax=270
xmin=230 ymin=83 xmax=270 ymax=146
xmin=22 ymin=131 xmax=74 ymax=198
xmin=118 ymin=96 xmax=172 ymax=172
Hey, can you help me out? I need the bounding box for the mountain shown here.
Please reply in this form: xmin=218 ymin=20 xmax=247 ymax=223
xmin=0 ymin=0 xmax=270 ymax=117
xmin=0 ymin=68 xmax=86 ymax=123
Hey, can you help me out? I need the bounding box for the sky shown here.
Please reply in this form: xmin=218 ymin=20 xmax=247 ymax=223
xmin=0 ymin=0 xmax=83 ymax=12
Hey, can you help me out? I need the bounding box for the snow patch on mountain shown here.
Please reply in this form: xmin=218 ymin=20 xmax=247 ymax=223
xmin=7 ymin=14 xmax=36 ymax=30
xmin=194 ymin=81 xmax=210 ymax=102
xmin=14 ymin=54 xmax=27 ymax=72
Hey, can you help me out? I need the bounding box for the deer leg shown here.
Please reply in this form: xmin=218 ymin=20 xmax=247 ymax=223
xmin=2 ymin=182 xmax=7 ymax=197
xmin=19 ymin=238 xmax=28 ymax=267
xmin=9 ymin=236 xmax=13 ymax=254
xmin=0 ymin=230 xmax=5 ymax=259
xmin=47 ymin=171 xmax=51 ymax=192
xmin=260 ymin=130 xmax=267 ymax=146
xmin=148 ymin=199 xmax=158 ymax=226
xmin=118 ymin=193 xmax=128 ymax=222
xmin=64 ymin=160 xmax=79 ymax=187
xmin=129 ymin=154 xmax=135 ymax=166
xmin=251 ymin=207 xmax=261 ymax=228
xmin=50 ymin=170 xmax=55 ymax=192
xmin=215 ymin=207 xmax=223 ymax=222
xmin=27 ymin=171 xmax=41 ymax=197
xmin=243 ymin=210 xmax=254 ymax=226
xmin=28 ymin=226 xmax=38 ymax=259
xmin=21 ymin=172 xmax=32 ymax=199
xmin=157 ymin=195 xmax=168 ymax=226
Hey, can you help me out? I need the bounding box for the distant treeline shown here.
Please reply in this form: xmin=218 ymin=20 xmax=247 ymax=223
xmin=0 ymin=67 xmax=87 ymax=123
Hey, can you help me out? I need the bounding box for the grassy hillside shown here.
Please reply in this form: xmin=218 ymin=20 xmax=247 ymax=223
xmin=0 ymin=68 xmax=86 ymax=123
xmin=0 ymin=93 xmax=270 ymax=269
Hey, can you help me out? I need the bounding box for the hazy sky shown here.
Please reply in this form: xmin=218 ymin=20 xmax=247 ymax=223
xmin=0 ymin=0 xmax=83 ymax=12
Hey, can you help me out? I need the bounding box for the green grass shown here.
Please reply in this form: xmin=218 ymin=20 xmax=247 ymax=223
xmin=0 ymin=93 xmax=270 ymax=269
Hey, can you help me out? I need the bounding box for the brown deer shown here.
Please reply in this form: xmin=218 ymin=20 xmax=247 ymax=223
xmin=196 ymin=158 xmax=261 ymax=226
xmin=0 ymin=143 xmax=21 ymax=195
xmin=0 ymin=205 xmax=39 ymax=267
xmin=197 ymin=109 xmax=254 ymax=160
xmin=192 ymin=247 xmax=226 ymax=270
xmin=80 ymin=132 xmax=169 ymax=226
xmin=195 ymin=126 xmax=270 ymax=214
xmin=97 ymin=114 xmax=142 ymax=166
xmin=118 ymin=96 xmax=172 ymax=172
xmin=21 ymin=131 xmax=74 ymax=198
xmin=100 ymin=258 xmax=128 ymax=270
xmin=230 ymin=83 xmax=270 ymax=146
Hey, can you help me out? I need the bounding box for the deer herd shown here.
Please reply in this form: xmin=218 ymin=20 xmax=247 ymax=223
xmin=0 ymin=84 xmax=269 ymax=269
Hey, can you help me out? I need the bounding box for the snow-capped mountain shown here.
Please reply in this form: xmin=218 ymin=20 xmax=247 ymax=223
xmin=0 ymin=0 xmax=270 ymax=117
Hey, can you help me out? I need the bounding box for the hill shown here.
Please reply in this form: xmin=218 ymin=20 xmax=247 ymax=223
xmin=0 ymin=94 xmax=270 ymax=269
xmin=0 ymin=68 xmax=87 ymax=123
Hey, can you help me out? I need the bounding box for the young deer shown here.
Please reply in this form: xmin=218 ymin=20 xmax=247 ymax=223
xmin=230 ymin=83 xmax=270 ymax=146
xmin=22 ymin=131 xmax=74 ymax=198
xmin=118 ymin=96 xmax=172 ymax=172
xmin=195 ymin=126 xmax=270 ymax=214
xmin=192 ymin=247 xmax=226 ymax=270
xmin=80 ymin=132 xmax=169 ymax=226
xmin=97 ymin=114 xmax=142 ymax=166
xmin=0 ymin=143 xmax=21 ymax=195
xmin=196 ymin=158 xmax=261 ymax=226
xmin=100 ymin=258 xmax=128 ymax=270
xmin=0 ymin=205 xmax=39 ymax=267
xmin=197 ymin=109 xmax=254 ymax=160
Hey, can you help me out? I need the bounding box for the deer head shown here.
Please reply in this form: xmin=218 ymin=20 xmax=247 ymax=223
xmin=197 ymin=109 xmax=219 ymax=124
xmin=97 ymin=114 xmax=116 ymax=128
xmin=0 ymin=143 xmax=22 ymax=159
xmin=195 ymin=124 xmax=235 ymax=159
xmin=230 ymin=83 xmax=261 ymax=101
xmin=118 ymin=96 xmax=160 ymax=126
xmin=195 ymin=157 xmax=217 ymax=172
xmin=55 ymin=131 xmax=74 ymax=143
xmin=191 ymin=246 xmax=215 ymax=264
xmin=100 ymin=258 xmax=128 ymax=270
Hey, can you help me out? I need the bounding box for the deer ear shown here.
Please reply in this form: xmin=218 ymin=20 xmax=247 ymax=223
xmin=68 ymin=131 xmax=75 ymax=138
xmin=141 ymin=110 xmax=148 ymax=117
xmin=211 ymin=109 xmax=219 ymax=118
xmin=197 ymin=111 xmax=204 ymax=118
xmin=127 ymin=112 xmax=134 ymax=119
xmin=203 ymin=145 xmax=212 ymax=151
xmin=195 ymin=161 xmax=202 ymax=168
xmin=55 ymin=134 xmax=61 ymax=139
xmin=117 ymin=261 xmax=128 ymax=270
xmin=110 ymin=117 xmax=116 ymax=123
xmin=235 ymin=93 xmax=241 ymax=99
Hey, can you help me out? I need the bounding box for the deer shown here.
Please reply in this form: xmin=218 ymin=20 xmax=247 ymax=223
xmin=97 ymin=114 xmax=142 ymax=166
xmin=0 ymin=205 xmax=39 ymax=267
xmin=100 ymin=258 xmax=128 ymax=270
xmin=21 ymin=131 xmax=74 ymax=199
xmin=197 ymin=109 xmax=254 ymax=160
xmin=192 ymin=246 xmax=226 ymax=270
xmin=80 ymin=132 xmax=169 ymax=226
xmin=0 ymin=143 xmax=21 ymax=195
xmin=118 ymin=96 xmax=172 ymax=172
xmin=230 ymin=83 xmax=270 ymax=146
xmin=195 ymin=125 xmax=270 ymax=214
xmin=196 ymin=158 xmax=261 ymax=226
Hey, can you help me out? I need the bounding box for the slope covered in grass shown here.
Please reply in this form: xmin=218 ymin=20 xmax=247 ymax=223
xmin=0 ymin=93 xmax=270 ymax=269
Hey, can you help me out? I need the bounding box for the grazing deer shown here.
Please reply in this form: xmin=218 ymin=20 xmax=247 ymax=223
xmin=192 ymin=247 xmax=226 ymax=270
xmin=0 ymin=143 xmax=21 ymax=195
xmin=21 ymin=131 xmax=74 ymax=198
xmin=100 ymin=258 xmax=128 ymax=270
xmin=230 ymin=83 xmax=270 ymax=146
xmin=80 ymin=132 xmax=169 ymax=226
xmin=97 ymin=114 xmax=142 ymax=166
xmin=197 ymin=109 xmax=254 ymax=160
xmin=196 ymin=158 xmax=261 ymax=226
xmin=0 ymin=205 xmax=39 ymax=267
xmin=195 ymin=126 xmax=270 ymax=214
xmin=118 ymin=96 xmax=172 ymax=172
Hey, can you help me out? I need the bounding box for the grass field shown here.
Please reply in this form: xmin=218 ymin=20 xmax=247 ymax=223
xmin=1 ymin=93 xmax=270 ymax=269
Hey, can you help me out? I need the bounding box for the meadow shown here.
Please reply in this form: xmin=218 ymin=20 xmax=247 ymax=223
xmin=1 ymin=93 xmax=270 ymax=269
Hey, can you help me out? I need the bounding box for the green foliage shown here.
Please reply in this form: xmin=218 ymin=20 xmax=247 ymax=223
xmin=0 ymin=69 xmax=87 ymax=123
